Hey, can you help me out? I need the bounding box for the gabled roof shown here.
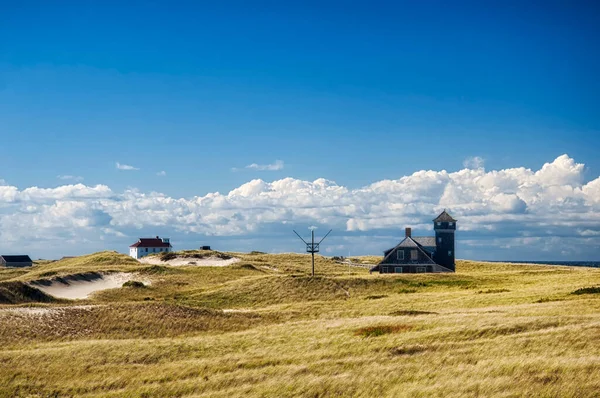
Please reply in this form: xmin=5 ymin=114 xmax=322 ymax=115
xmin=433 ymin=210 xmax=456 ymax=222
xmin=130 ymin=238 xmax=172 ymax=248
xmin=1 ymin=255 xmax=32 ymax=262
xmin=379 ymin=237 xmax=436 ymax=265
xmin=413 ymin=236 xmax=436 ymax=248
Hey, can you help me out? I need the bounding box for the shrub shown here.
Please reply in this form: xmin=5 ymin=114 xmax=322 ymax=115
xmin=122 ymin=281 xmax=146 ymax=288
xmin=571 ymin=286 xmax=600 ymax=295
xmin=389 ymin=310 xmax=437 ymax=316
xmin=160 ymin=252 xmax=177 ymax=261
xmin=364 ymin=295 xmax=388 ymax=300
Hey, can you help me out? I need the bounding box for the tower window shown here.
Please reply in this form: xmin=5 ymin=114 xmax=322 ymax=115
xmin=449 ymin=222 xmax=454 ymax=227
xmin=448 ymin=250 xmax=452 ymax=256
xmin=397 ymin=251 xmax=404 ymax=260
xmin=437 ymin=222 xmax=441 ymax=226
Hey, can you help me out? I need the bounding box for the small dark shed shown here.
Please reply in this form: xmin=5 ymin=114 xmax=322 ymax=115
xmin=0 ymin=255 xmax=33 ymax=268
xmin=200 ymin=246 xmax=211 ymax=250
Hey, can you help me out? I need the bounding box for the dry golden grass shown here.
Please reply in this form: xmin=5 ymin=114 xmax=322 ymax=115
xmin=0 ymin=252 xmax=599 ymax=397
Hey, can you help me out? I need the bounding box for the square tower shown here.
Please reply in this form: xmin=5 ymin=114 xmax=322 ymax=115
xmin=433 ymin=210 xmax=457 ymax=271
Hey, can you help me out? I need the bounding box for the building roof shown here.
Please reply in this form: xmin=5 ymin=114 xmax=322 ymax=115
xmin=380 ymin=237 xmax=436 ymax=265
xmin=413 ymin=236 xmax=436 ymax=248
xmin=130 ymin=238 xmax=172 ymax=248
xmin=433 ymin=210 xmax=457 ymax=222
xmin=1 ymin=255 xmax=32 ymax=263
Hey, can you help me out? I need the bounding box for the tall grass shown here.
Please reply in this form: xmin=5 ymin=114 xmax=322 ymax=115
xmin=0 ymin=252 xmax=599 ymax=397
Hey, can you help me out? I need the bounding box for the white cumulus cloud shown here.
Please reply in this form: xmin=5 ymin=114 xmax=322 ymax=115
xmin=242 ymin=160 xmax=284 ymax=171
xmin=116 ymin=162 xmax=140 ymax=171
xmin=156 ymin=171 xmax=167 ymax=176
xmin=463 ymin=156 xmax=485 ymax=169
xmin=57 ymin=175 xmax=84 ymax=182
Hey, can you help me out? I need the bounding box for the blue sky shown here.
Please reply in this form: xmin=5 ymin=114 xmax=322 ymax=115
xmin=0 ymin=1 xmax=599 ymax=260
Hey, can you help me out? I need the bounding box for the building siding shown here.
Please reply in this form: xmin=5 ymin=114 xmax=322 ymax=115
xmin=130 ymin=246 xmax=171 ymax=259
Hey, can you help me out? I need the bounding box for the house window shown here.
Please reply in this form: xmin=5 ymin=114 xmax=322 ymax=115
xmin=382 ymin=266 xmax=389 ymax=273
xmin=416 ymin=267 xmax=426 ymax=273
xmin=394 ymin=267 xmax=403 ymax=273
xmin=145 ymin=248 xmax=148 ymax=252
xmin=448 ymin=250 xmax=452 ymax=256
xmin=437 ymin=222 xmax=441 ymax=226
xmin=449 ymin=222 xmax=454 ymax=227
xmin=397 ymin=251 xmax=404 ymax=260
xmin=411 ymin=250 xmax=418 ymax=260
xmin=438 ymin=237 xmax=442 ymax=243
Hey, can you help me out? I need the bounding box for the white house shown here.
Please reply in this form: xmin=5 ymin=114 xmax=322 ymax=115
xmin=129 ymin=236 xmax=172 ymax=259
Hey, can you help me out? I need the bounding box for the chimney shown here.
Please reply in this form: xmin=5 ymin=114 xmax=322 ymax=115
xmin=156 ymin=236 xmax=159 ymax=239
xmin=405 ymin=227 xmax=412 ymax=238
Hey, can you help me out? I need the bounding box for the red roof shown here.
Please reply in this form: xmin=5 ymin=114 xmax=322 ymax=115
xmin=130 ymin=238 xmax=172 ymax=248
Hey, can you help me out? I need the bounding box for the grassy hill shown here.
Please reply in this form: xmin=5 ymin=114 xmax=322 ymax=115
xmin=1 ymin=251 xmax=599 ymax=397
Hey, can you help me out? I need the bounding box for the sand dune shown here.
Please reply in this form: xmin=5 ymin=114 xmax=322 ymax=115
xmin=30 ymin=273 xmax=148 ymax=300
xmin=140 ymin=256 xmax=240 ymax=267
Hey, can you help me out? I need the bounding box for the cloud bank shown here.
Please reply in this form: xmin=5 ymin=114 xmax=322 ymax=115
xmin=1 ymin=155 xmax=598 ymax=259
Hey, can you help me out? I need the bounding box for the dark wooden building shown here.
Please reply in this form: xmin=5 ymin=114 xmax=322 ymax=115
xmin=0 ymin=255 xmax=33 ymax=268
xmin=371 ymin=210 xmax=457 ymax=273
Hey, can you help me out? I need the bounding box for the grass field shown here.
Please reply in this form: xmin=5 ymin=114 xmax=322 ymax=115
xmin=1 ymin=251 xmax=599 ymax=397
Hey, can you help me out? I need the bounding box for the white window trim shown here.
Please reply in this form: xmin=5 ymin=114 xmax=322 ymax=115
xmin=397 ymin=250 xmax=404 ymax=260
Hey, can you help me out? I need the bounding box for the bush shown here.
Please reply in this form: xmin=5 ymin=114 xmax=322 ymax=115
xmin=571 ymin=286 xmax=600 ymax=295
xmin=160 ymin=252 xmax=177 ymax=261
xmin=123 ymin=281 xmax=146 ymax=288
xmin=364 ymin=295 xmax=388 ymax=300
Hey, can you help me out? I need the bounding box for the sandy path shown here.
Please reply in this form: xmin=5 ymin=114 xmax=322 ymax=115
xmin=140 ymin=256 xmax=240 ymax=267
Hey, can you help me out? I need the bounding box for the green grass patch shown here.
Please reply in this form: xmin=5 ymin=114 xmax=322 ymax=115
xmin=355 ymin=324 xmax=412 ymax=338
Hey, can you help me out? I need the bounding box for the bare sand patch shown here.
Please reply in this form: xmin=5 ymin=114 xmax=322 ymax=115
xmin=30 ymin=273 xmax=149 ymax=300
xmin=140 ymin=256 xmax=240 ymax=267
